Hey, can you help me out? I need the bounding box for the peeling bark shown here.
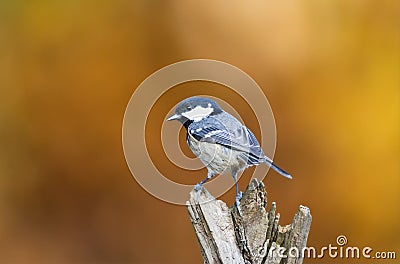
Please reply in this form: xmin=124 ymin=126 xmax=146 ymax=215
xmin=187 ymin=179 xmax=312 ymax=264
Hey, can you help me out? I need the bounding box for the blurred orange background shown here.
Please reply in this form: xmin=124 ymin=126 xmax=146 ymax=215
xmin=0 ymin=1 xmax=399 ymax=263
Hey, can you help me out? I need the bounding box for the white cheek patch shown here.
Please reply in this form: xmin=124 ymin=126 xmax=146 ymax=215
xmin=182 ymin=106 xmax=214 ymax=122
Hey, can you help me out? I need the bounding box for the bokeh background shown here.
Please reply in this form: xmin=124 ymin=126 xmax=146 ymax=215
xmin=0 ymin=1 xmax=399 ymax=263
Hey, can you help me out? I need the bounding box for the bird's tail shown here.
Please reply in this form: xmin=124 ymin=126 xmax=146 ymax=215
xmin=264 ymin=157 xmax=292 ymax=179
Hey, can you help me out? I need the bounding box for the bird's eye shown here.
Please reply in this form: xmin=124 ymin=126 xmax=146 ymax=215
xmin=186 ymin=105 xmax=192 ymax=110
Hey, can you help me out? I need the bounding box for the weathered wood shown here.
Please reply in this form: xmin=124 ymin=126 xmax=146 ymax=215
xmin=186 ymin=179 xmax=312 ymax=264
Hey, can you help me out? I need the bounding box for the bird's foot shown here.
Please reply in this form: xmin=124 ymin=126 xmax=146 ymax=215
xmin=236 ymin=191 xmax=243 ymax=200
xmin=194 ymin=183 xmax=203 ymax=204
xmin=235 ymin=191 xmax=243 ymax=216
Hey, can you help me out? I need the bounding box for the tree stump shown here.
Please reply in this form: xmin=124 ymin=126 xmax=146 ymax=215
xmin=187 ymin=179 xmax=312 ymax=264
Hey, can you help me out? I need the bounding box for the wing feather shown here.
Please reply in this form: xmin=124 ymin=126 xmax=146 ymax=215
xmin=188 ymin=122 xmax=265 ymax=165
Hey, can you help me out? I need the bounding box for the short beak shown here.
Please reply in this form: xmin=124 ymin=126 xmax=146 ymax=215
xmin=166 ymin=114 xmax=180 ymax=121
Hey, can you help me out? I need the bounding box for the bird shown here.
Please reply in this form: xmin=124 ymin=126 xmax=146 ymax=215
xmin=166 ymin=96 xmax=291 ymax=213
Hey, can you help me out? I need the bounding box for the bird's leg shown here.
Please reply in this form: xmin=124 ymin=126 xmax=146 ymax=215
xmin=194 ymin=171 xmax=214 ymax=203
xmin=232 ymin=171 xmax=243 ymax=215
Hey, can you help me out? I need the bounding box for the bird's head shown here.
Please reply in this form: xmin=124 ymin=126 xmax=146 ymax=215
xmin=166 ymin=96 xmax=222 ymax=124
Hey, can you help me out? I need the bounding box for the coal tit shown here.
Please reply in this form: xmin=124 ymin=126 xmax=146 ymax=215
xmin=167 ymin=96 xmax=291 ymax=213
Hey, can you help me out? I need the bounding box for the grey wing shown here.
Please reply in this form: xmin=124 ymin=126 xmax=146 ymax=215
xmin=188 ymin=123 xmax=266 ymax=165
xmin=243 ymin=127 xmax=267 ymax=164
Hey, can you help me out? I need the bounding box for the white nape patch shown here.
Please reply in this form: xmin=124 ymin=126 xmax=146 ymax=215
xmin=204 ymin=130 xmax=223 ymax=138
xmin=182 ymin=106 xmax=214 ymax=122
